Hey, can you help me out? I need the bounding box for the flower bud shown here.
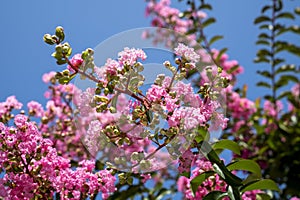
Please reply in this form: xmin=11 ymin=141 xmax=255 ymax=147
xmin=55 ymin=26 xmax=65 ymax=41
xmin=43 ymin=34 xmax=56 ymax=45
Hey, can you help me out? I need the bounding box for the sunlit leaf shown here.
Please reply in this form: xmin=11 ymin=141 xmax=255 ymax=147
xmin=241 ymin=179 xmax=280 ymax=192
xmin=227 ymin=159 xmax=262 ymax=178
xmin=190 ymin=171 xmax=215 ymax=194
xmin=212 ymin=139 xmax=241 ymax=155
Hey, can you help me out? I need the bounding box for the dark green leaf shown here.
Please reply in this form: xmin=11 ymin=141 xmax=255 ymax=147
xmin=277 ymin=91 xmax=291 ymax=100
xmin=295 ymin=7 xmax=300 ymax=15
xmin=212 ymin=139 xmax=240 ymax=155
xmin=258 ymin=33 xmax=271 ymax=39
xmin=275 ymin=75 xmax=299 ymax=90
xmin=199 ymin=4 xmax=212 ymax=10
xmin=257 ymin=81 xmax=271 ymax=88
xmin=290 ymin=26 xmax=300 ymax=35
xmin=209 ymin=35 xmax=223 ymax=46
xmin=254 ymin=16 xmax=271 ymax=24
xmin=257 ymin=70 xmax=272 ymax=78
xmin=254 ymin=57 xmax=270 ymax=63
xmin=276 ymin=12 xmax=295 ymax=20
xmin=203 ymin=191 xmax=227 ymax=200
xmin=256 ymin=40 xmax=270 ymax=46
xmin=190 ymin=171 xmax=215 ymax=194
xmin=273 ymin=58 xmax=285 ymax=66
xmin=259 ymin=24 xmax=270 ymax=30
xmin=241 ymin=179 xmax=280 ymax=192
xmin=202 ymin=17 xmax=216 ymax=28
xmin=227 ymin=159 xmax=262 ymax=178
xmin=261 ymin=6 xmax=271 ymax=13
xmin=275 ymin=64 xmax=296 ymax=74
xmin=275 ymin=0 xmax=283 ymax=12
xmin=227 ymin=65 xmax=240 ymax=74
xmin=56 ymin=59 xmax=67 ymax=65
xmin=215 ymin=48 xmax=228 ymax=62
xmin=257 ymin=49 xmax=272 ymax=57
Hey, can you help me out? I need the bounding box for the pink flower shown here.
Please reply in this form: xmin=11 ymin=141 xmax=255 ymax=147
xmin=27 ymin=101 xmax=44 ymax=117
xmin=68 ymin=54 xmax=83 ymax=72
xmin=141 ymin=174 xmax=152 ymax=183
xmin=42 ymin=71 xmax=56 ymax=83
xmin=118 ymin=47 xmax=147 ymax=66
xmin=178 ymin=149 xmax=194 ymax=174
xmin=174 ymin=43 xmax=200 ymax=64
xmin=263 ymin=100 xmax=283 ymax=118
xmin=14 ymin=114 xmax=28 ymax=128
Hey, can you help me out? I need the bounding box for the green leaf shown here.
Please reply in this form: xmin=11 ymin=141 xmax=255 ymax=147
xmin=254 ymin=57 xmax=270 ymax=63
xmin=254 ymin=16 xmax=271 ymax=24
xmin=227 ymin=186 xmax=241 ymax=200
xmin=227 ymin=159 xmax=262 ymax=178
xmin=215 ymin=48 xmax=228 ymax=62
xmin=212 ymin=139 xmax=241 ymax=155
xmin=180 ymin=171 xmax=190 ymax=178
xmin=202 ymin=17 xmax=216 ymax=28
xmin=295 ymin=7 xmax=300 ymax=15
xmin=257 ymin=81 xmax=271 ymax=89
xmin=190 ymin=171 xmax=216 ymax=194
xmin=275 ymin=64 xmax=296 ymax=74
xmin=259 ymin=24 xmax=270 ymax=30
xmin=241 ymin=179 xmax=280 ymax=192
xmin=275 ymin=0 xmax=283 ymax=12
xmin=257 ymin=70 xmax=272 ymax=78
xmin=257 ymin=49 xmax=272 ymax=57
xmin=56 ymin=59 xmax=67 ymax=65
xmin=273 ymin=58 xmax=285 ymax=66
xmin=261 ymin=6 xmax=271 ymax=13
xmin=256 ymin=40 xmax=270 ymax=46
xmin=58 ymin=77 xmax=70 ymax=84
xmin=203 ymin=191 xmax=227 ymax=200
xmin=213 ymin=163 xmax=225 ymax=179
xmin=199 ymin=4 xmax=212 ymax=10
xmin=256 ymin=193 xmax=271 ymax=200
xmin=227 ymin=65 xmax=240 ymax=74
xmin=290 ymin=26 xmax=300 ymax=35
xmin=275 ymin=75 xmax=299 ymax=90
xmin=276 ymin=12 xmax=295 ymax=20
xmin=209 ymin=35 xmax=223 ymax=46
xmin=258 ymin=33 xmax=271 ymax=39
xmin=277 ymin=91 xmax=291 ymax=99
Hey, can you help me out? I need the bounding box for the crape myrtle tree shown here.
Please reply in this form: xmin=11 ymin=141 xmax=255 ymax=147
xmin=0 ymin=0 xmax=299 ymax=199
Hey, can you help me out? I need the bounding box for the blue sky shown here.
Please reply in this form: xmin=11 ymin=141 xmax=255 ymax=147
xmin=0 ymin=0 xmax=298 ymax=105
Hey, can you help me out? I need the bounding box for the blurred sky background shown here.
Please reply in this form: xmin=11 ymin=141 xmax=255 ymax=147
xmin=0 ymin=0 xmax=298 ymax=105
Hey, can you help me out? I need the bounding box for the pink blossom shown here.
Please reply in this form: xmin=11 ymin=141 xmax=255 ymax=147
xmin=27 ymin=101 xmax=44 ymax=117
xmin=68 ymin=54 xmax=83 ymax=72
xmin=264 ymin=100 xmax=283 ymax=118
xmin=141 ymin=173 xmax=152 ymax=183
xmin=14 ymin=114 xmax=28 ymax=128
xmin=118 ymin=47 xmax=147 ymax=66
xmin=174 ymin=43 xmax=200 ymax=64
xmin=178 ymin=149 xmax=194 ymax=173
xmin=42 ymin=71 xmax=56 ymax=83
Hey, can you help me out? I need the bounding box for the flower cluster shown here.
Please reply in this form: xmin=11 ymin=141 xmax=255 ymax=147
xmin=0 ymin=112 xmax=116 ymax=199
